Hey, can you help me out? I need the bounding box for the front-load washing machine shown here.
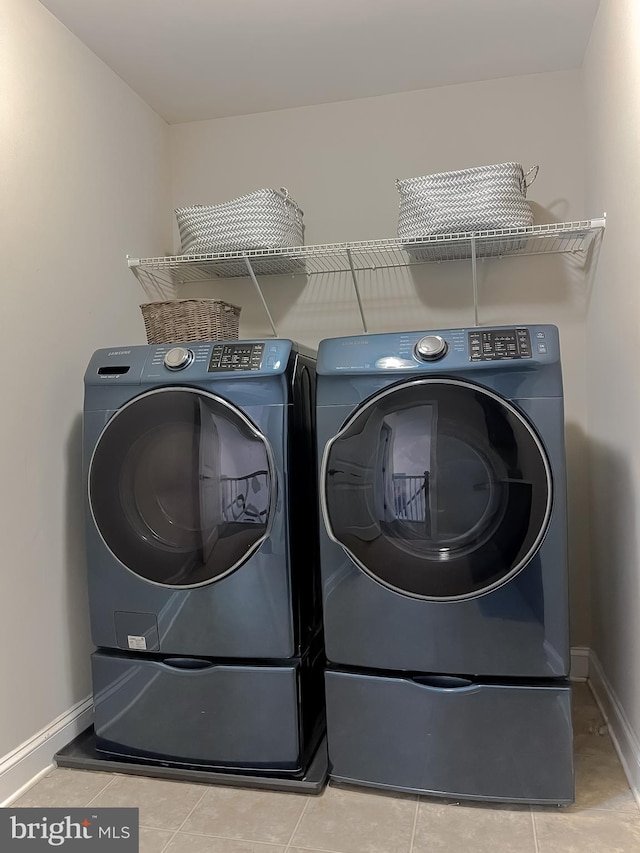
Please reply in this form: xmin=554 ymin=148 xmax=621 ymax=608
xmin=84 ymin=339 xmax=324 ymax=774
xmin=316 ymin=325 xmax=573 ymax=803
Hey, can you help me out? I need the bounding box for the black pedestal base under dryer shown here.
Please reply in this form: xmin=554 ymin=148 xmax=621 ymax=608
xmin=316 ymin=325 xmax=573 ymax=804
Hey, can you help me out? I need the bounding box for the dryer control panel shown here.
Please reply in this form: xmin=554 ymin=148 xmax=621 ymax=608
xmin=317 ymin=325 xmax=559 ymax=375
xmin=468 ymin=328 xmax=532 ymax=361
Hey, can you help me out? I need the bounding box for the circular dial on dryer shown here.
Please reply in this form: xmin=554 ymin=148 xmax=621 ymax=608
xmin=414 ymin=335 xmax=447 ymax=362
xmin=164 ymin=347 xmax=193 ymax=371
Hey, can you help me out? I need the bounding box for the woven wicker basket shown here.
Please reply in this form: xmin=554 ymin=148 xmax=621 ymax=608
xmin=140 ymin=299 xmax=241 ymax=344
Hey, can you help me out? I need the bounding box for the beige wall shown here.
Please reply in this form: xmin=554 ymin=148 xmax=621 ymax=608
xmin=170 ymin=70 xmax=592 ymax=645
xmin=0 ymin=0 xmax=170 ymax=777
xmin=583 ymin=0 xmax=640 ymax=788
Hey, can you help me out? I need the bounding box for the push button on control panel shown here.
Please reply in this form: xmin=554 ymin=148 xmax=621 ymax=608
xmin=535 ymin=330 xmax=547 ymax=354
xmin=414 ymin=335 xmax=448 ymax=362
xmin=164 ymin=347 xmax=194 ymax=370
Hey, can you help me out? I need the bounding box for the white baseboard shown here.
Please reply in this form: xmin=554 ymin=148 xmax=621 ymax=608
xmin=588 ymin=651 xmax=640 ymax=808
xmin=570 ymin=646 xmax=590 ymax=681
xmin=0 ymin=696 xmax=93 ymax=806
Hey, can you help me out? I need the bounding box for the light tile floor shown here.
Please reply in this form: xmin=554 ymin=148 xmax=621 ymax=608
xmin=11 ymin=684 xmax=640 ymax=852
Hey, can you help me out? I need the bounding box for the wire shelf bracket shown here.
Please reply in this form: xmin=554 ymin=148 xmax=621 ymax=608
xmin=242 ymin=255 xmax=278 ymax=337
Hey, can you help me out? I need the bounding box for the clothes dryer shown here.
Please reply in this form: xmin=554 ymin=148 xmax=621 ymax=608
xmin=84 ymin=339 xmax=324 ymax=773
xmin=316 ymin=325 xmax=573 ymax=803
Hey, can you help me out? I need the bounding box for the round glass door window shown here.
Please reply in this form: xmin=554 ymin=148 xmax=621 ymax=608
xmin=322 ymin=379 xmax=552 ymax=600
xmin=89 ymin=388 xmax=275 ymax=587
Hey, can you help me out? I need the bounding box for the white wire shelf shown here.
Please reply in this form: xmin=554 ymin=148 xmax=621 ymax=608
xmin=127 ymin=218 xmax=605 ymax=333
xmin=129 ymin=219 xmax=604 ymax=289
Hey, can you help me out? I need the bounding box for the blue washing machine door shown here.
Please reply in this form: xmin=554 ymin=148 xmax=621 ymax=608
xmin=322 ymin=378 xmax=552 ymax=601
xmin=89 ymin=387 xmax=276 ymax=588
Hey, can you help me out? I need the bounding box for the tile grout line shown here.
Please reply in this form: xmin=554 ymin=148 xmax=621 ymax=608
xmin=407 ymin=797 xmax=420 ymax=853
xmin=530 ymin=806 xmax=541 ymax=853
xmin=585 ymin=805 xmax=640 ymax=815
xmin=282 ymin=843 xmax=353 ymax=853
xmin=157 ymin=786 xmax=209 ymax=853
xmin=174 ymin=830 xmax=294 ymax=846
xmin=151 ymin=826 xmax=307 ymax=846
xmin=283 ymin=795 xmax=311 ymax=852
xmin=285 ymin=847 xmax=362 ymax=853
xmin=85 ymin=774 xmax=119 ymax=807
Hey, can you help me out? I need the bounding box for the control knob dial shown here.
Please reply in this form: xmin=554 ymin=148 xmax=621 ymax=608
xmin=414 ymin=335 xmax=448 ymax=362
xmin=164 ymin=346 xmax=193 ymax=371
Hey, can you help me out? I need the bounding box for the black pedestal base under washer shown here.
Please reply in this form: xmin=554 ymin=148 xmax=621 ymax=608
xmin=55 ymin=730 xmax=328 ymax=795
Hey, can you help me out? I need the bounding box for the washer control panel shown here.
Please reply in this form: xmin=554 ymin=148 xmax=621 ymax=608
xmin=141 ymin=340 xmax=291 ymax=379
xmin=208 ymin=342 xmax=265 ymax=372
xmin=87 ymin=340 xmax=296 ymax=386
xmin=468 ymin=328 xmax=532 ymax=361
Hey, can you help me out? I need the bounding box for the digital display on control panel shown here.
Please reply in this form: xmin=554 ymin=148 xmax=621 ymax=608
xmin=208 ymin=343 xmax=265 ymax=372
xmin=468 ymin=329 xmax=532 ymax=361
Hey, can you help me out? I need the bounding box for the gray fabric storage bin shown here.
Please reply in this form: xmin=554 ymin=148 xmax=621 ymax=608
xmin=396 ymin=162 xmax=537 ymax=237
xmin=176 ymin=187 xmax=304 ymax=254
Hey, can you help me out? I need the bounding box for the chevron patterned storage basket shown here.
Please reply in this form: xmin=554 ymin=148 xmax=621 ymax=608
xmin=396 ymin=163 xmax=537 ymax=238
xmin=140 ymin=299 xmax=241 ymax=344
xmin=175 ymin=188 xmax=304 ymax=255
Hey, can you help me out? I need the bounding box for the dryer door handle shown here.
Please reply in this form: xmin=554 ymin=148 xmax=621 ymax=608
xmin=162 ymin=657 xmax=216 ymax=671
xmin=411 ymin=675 xmax=477 ymax=692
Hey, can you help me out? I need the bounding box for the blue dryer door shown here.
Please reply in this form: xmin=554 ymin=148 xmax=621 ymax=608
xmin=89 ymin=387 xmax=276 ymax=587
xmin=322 ymin=378 xmax=552 ymax=600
